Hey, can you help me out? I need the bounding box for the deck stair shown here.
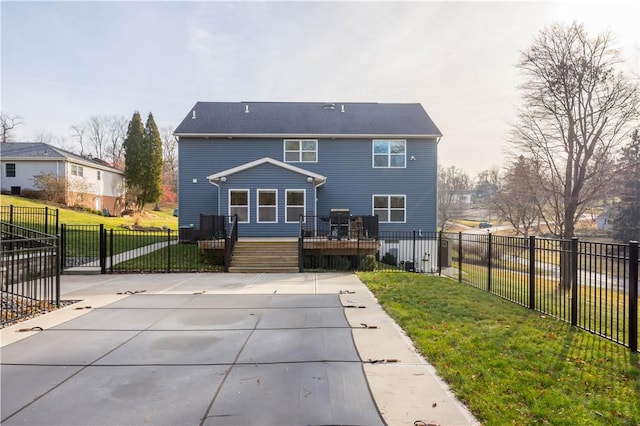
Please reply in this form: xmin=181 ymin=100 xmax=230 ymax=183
xmin=228 ymin=239 xmax=299 ymax=273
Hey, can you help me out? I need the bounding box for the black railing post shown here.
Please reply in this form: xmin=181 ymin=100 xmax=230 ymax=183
xmin=629 ymin=241 xmax=638 ymax=352
xmin=44 ymin=207 xmax=49 ymax=234
xmin=55 ymin=208 xmax=59 ymax=235
xmin=412 ymin=230 xmax=417 ymax=273
xmin=529 ymin=235 xmax=536 ymax=310
xmin=9 ymin=204 xmax=13 ymax=226
xmin=458 ymin=232 xmax=463 ymax=283
xmin=298 ymin=232 xmax=304 ymax=273
xmin=99 ymin=224 xmax=106 ymax=274
xmin=487 ymin=232 xmax=492 ymax=292
xmin=571 ymin=237 xmax=579 ymax=327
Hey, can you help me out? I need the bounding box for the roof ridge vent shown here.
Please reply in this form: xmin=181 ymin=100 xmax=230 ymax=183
xmin=245 ymin=105 xmax=250 ymax=113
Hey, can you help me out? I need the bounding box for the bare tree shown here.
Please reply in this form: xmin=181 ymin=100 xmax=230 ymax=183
xmin=161 ymin=126 xmax=178 ymax=193
xmin=438 ymin=165 xmax=470 ymax=231
xmin=1 ymin=112 xmax=24 ymax=142
xmin=70 ymin=123 xmax=87 ymax=156
xmin=510 ymin=22 xmax=639 ymax=240
xmin=106 ymin=115 xmax=128 ymax=169
xmin=86 ymin=115 xmax=109 ymax=160
xmin=510 ymin=22 xmax=639 ymax=291
xmin=490 ymin=156 xmax=542 ymax=238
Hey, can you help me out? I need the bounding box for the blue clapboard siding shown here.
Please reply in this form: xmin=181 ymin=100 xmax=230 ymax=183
xmin=178 ymin=137 xmax=438 ymax=236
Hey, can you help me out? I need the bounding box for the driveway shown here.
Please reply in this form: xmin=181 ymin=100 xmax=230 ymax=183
xmin=1 ymin=273 xmax=478 ymax=426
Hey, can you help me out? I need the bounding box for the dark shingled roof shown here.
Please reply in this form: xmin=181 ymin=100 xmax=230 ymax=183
xmin=174 ymin=102 xmax=442 ymax=138
xmin=0 ymin=142 xmax=122 ymax=171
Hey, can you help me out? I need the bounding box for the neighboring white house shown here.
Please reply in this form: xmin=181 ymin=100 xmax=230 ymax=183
xmin=0 ymin=142 xmax=125 ymax=214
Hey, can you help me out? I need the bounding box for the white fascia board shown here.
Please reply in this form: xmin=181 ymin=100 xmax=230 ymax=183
xmin=175 ymin=132 xmax=442 ymax=139
xmin=207 ymin=157 xmax=327 ymax=183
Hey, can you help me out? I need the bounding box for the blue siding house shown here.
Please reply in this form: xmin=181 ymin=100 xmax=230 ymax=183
xmin=174 ymin=102 xmax=442 ymax=240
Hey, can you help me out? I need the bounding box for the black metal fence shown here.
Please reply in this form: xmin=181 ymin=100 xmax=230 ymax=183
xmin=0 ymin=205 xmax=59 ymax=235
xmin=1 ymin=221 xmax=60 ymax=326
xmin=60 ymin=225 xmax=227 ymax=273
xmin=440 ymin=232 xmax=639 ymax=352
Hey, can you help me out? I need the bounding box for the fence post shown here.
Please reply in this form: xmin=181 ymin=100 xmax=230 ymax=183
xmin=9 ymin=204 xmax=14 ymax=225
xmin=99 ymin=224 xmax=106 ymax=274
xmin=298 ymin=233 xmax=304 ymax=273
xmin=629 ymin=241 xmax=638 ymax=352
xmin=487 ymin=232 xmax=492 ymax=292
xmin=412 ymin=230 xmax=417 ymax=273
xmin=438 ymin=231 xmax=442 ymax=275
xmin=571 ymin=237 xmax=579 ymax=327
xmin=55 ymin=234 xmax=61 ymax=306
xmin=55 ymin=208 xmax=59 ymax=235
xmin=109 ymin=229 xmax=114 ymax=274
xmin=458 ymin=232 xmax=463 ymax=283
xmin=44 ymin=207 xmax=49 ymax=234
xmin=60 ymin=223 xmax=66 ymax=271
xmin=356 ymin=229 xmax=361 ymax=270
xmin=529 ymin=235 xmax=536 ymax=310
xmin=167 ymin=229 xmax=172 ymax=273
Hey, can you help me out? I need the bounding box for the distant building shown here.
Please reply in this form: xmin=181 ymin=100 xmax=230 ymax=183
xmin=596 ymin=211 xmax=611 ymax=232
xmin=1 ymin=142 xmax=125 ymax=214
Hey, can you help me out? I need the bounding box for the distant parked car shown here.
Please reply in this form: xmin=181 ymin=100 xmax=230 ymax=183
xmin=173 ymin=209 xmax=179 ymax=217
xmin=479 ymin=221 xmax=492 ymax=228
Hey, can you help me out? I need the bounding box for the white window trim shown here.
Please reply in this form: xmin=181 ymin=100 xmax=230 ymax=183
xmin=285 ymin=189 xmax=306 ymax=223
xmin=257 ymin=189 xmax=278 ymax=224
xmin=71 ymin=164 xmax=84 ymax=177
xmin=283 ymin=139 xmax=318 ymax=163
xmin=372 ymin=194 xmax=407 ymax=223
xmin=372 ymin=140 xmax=407 ymax=169
xmin=228 ymin=189 xmax=250 ymax=223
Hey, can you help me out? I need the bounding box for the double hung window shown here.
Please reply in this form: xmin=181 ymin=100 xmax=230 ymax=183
xmin=229 ymin=190 xmax=249 ymax=223
xmin=257 ymin=190 xmax=277 ymax=223
xmin=373 ymin=195 xmax=406 ymax=223
xmin=373 ymin=140 xmax=406 ymax=168
xmin=284 ymin=139 xmax=317 ymax=163
xmin=286 ymin=190 xmax=305 ymax=223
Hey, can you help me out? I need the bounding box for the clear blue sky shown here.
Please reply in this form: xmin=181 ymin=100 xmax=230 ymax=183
xmin=2 ymin=1 xmax=638 ymax=176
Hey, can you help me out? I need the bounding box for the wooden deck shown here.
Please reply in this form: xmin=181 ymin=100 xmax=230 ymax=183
xmin=302 ymin=238 xmax=380 ymax=256
xmin=198 ymin=238 xmax=380 ymax=257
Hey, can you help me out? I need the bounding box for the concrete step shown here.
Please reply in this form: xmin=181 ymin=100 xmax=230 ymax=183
xmin=227 ymin=266 xmax=300 ymax=273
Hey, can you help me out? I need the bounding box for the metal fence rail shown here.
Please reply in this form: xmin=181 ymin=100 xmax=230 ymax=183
xmin=0 ymin=205 xmax=59 ymax=235
xmin=1 ymin=221 xmax=60 ymax=326
xmin=441 ymin=232 xmax=639 ymax=352
xmin=60 ymin=225 xmax=226 ymax=273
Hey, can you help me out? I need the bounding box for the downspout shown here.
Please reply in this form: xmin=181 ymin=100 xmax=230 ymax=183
xmin=209 ymin=180 xmax=221 ymax=216
xmin=314 ymin=178 xmax=327 ymax=234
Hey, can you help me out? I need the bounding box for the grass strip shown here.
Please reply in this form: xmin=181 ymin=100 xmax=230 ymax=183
xmin=358 ymin=272 xmax=640 ymax=425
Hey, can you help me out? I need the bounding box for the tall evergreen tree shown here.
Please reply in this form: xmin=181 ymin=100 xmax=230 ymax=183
xmin=123 ymin=111 xmax=145 ymax=208
xmin=611 ymin=129 xmax=640 ymax=242
xmin=141 ymin=113 xmax=163 ymax=208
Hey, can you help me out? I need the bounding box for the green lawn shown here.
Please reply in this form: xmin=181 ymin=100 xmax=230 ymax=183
xmin=0 ymin=194 xmax=178 ymax=229
xmin=358 ymin=272 xmax=640 ymax=425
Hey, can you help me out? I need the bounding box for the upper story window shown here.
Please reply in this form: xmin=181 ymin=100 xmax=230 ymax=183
xmin=373 ymin=140 xmax=406 ymax=168
xmin=284 ymin=139 xmax=317 ymax=163
xmin=71 ymin=164 xmax=84 ymax=177
xmin=5 ymin=163 xmax=16 ymax=177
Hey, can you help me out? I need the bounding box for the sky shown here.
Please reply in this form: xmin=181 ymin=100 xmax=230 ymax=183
xmin=2 ymin=0 xmax=639 ymax=177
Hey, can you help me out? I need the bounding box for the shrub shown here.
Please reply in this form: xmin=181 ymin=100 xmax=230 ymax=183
xmin=381 ymin=252 xmax=397 ymax=266
xmin=359 ymin=254 xmax=377 ymax=271
xmin=32 ymin=173 xmax=68 ymax=204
